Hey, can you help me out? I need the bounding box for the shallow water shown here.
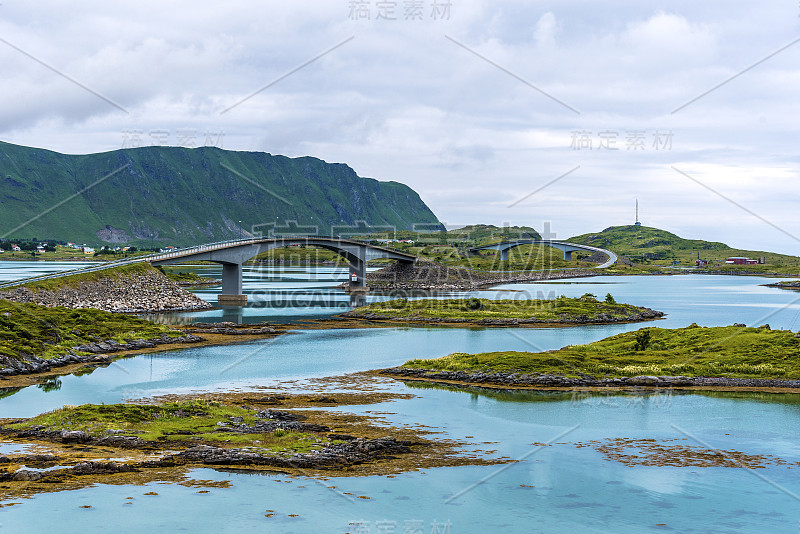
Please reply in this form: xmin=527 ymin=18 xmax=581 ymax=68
xmin=1 ymin=263 xmax=800 ymax=533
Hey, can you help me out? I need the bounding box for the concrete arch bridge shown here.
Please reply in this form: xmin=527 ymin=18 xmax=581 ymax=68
xmin=469 ymin=240 xmax=617 ymax=269
xmin=0 ymin=237 xmax=416 ymax=305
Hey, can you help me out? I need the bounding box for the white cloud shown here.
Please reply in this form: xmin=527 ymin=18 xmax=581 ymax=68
xmin=0 ymin=1 xmax=799 ymax=253
xmin=534 ymin=12 xmax=558 ymax=48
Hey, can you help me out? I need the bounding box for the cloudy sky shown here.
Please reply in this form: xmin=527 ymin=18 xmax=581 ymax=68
xmin=1 ymin=1 xmax=799 ymax=253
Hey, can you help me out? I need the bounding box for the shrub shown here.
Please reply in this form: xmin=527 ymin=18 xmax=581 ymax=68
xmin=464 ymin=297 xmax=484 ymax=311
xmin=633 ymin=329 xmax=651 ymax=351
xmin=605 ymin=293 xmax=616 ymax=304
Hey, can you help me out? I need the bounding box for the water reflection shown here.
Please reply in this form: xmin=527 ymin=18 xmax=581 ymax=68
xmin=0 ymin=387 xmax=23 ymax=400
xmin=403 ymin=380 xmax=684 ymax=405
xmin=36 ymin=377 xmax=62 ymax=393
xmin=221 ymin=307 xmax=243 ymax=324
xmin=404 ymin=379 xmax=800 ymax=406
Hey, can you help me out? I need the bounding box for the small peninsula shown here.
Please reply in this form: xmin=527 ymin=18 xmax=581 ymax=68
xmin=383 ymin=324 xmax=800 ymax=390
xmin=339 ymin=295 xmax=664 ymax=326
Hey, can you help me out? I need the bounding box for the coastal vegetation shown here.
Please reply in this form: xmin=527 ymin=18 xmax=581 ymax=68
xmin=0 ymin=299 xmax=180 ymax=361
xmin=402 ymin=325 xmax=800 ymax=379
xmin=343 ymin=295 xmax=662 ymax=324
xmin=154 ymin=266 xmax=220 ymax=286
xmin=0 ymin=391 xmax=498 ymax=502
xmin=569 ymin=225 xmax=800 ymax=270
xmin=6 ymin=400 xmax=323 ymax=453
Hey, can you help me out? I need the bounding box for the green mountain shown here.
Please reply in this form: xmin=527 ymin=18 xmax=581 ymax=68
xmin=569 ymin=225 xmax=800 ymax=265
xmin=442 ymin=224 xmax=542 ymax=246
xmin=0 ymin=142 xmax=442 ymax=247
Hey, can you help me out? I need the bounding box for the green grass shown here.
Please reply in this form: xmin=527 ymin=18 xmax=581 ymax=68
xmin=350 ymin=295 xmax=653 ymax=322
xmin=154 ymin=266 xmax=218 ymax=284
xmin=0 ymin=299 xmax=179 ymax=361
xmin=250 ymin=246 xmax=348 ymax=264
xmin=0 ymin=246 xmax=103 ymax=262
xmin=403 ymin=325 xmax=800 ymax=379
xmin=569 ymin=225 xmax=800 ymax=270
xmin=8 ymin=400 xmax=322 ymax=453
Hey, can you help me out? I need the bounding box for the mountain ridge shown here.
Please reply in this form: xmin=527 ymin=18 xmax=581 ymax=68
xmin=0 ymin=141 xmax=442 ymax=246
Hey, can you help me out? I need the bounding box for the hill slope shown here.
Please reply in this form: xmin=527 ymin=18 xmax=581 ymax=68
xmin=569 ymin=225 xmax=800 ymax=266
xmin=0 ymin=142 xmax=441 ymax=246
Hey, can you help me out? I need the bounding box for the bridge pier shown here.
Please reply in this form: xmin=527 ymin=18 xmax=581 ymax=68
xmin=345 ymin=256 xmax=368 ymax=293
xmin=146 ymin=237 xmax=419 ymax=303
xmin=564 ymin=251 xmax=572 ymax=261
xmin=500 ymin=249 xmax=509 ymax=262
xmin=219 ymin=262 xmax=247 ymax=306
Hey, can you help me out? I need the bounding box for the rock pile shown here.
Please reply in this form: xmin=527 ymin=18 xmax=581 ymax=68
xmin=362 ymin=260 xmax=598 ymax=291
xmin=0 ymin=267 xmax=213 ymax=313
xmin=174 ymin=436 xmax=412 ymax=469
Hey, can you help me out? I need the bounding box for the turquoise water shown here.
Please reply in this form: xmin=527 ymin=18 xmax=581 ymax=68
xmin=1 ymin=263 xmax=800 ymax=532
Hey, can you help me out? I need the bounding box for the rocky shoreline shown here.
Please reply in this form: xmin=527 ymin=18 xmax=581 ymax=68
xmin=382 ymin=367 xmax=800 ymax=390
xmin=0 ymin=391 xmax=475 ymax=498
xmin=339 ymin=308 xmax=664 ymax=326
xmin=356 ymin=260 xmax=599 ymax=291
xmin=0 ymin=267 xmax=213 ymax=313
xmin=2 ymin=408 xmax=412 ymax=474
xmin=763 ymin=281 xmax=800 ymax=290
xmin=0 ymin=333 xmax=204 ymax=377
xmin=0 ymin=436 xmax=413 ymax=483
xmin=183 ymin=322 xmax=278 ymax=335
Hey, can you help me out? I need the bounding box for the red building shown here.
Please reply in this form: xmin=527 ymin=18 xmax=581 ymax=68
xmin=726 ymin=257 xmax=758 ymax=265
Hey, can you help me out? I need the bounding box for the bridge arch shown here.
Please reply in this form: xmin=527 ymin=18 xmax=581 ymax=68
xmin=147 ymin=237 xmax=416 ymax=305
xmin=469 ymin=240 xmax=617 ymax=268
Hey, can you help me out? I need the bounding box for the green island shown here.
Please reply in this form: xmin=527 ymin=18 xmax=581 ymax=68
xmin=6 ymin=399 xmax=323 ymax=453
xmin=341 ymin=295 xmax=663 ymax=325
xmin=0 ymin=299 xmax=181 ymax=362
xmin=400 ymin=325 xmax=800 ymax=380
xmin=0 ymin=392 xmax=497 ymax=500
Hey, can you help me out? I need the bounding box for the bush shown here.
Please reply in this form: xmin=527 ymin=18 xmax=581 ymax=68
xmin=633 ymin=329 xmax=651 ymax=351
xmin=605 ymin=293 xmax=616 ymax=304
xmin=464 ymin=297 xmax=485 ymax=311
xmin=579 ymin=293 xmax=598 ymax=302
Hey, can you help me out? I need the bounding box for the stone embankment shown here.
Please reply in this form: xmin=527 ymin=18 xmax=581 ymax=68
xmin=361 ymin=260 xmax=597 ymax=291
xmin=0 ymin=268 xmax=213 ymax=313
xmin=383 ymin=367 xmax=800 ymax=389
xmin=0 ymin=333 xmax=204 ymax=377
